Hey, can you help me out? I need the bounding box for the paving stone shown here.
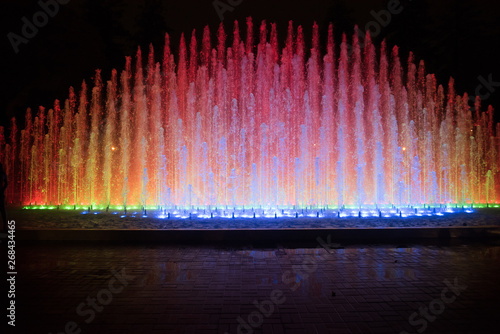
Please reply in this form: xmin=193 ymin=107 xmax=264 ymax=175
xmin=5 ymin=240 xmax=500 ymax=333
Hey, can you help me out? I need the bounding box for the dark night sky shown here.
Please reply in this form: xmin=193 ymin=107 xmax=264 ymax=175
xmin=1 ymin=0 xmax=500 ymax=130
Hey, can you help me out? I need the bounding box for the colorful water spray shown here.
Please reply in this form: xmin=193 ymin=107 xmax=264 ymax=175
xmin=1 ymin=19 xmax=499 ymax=215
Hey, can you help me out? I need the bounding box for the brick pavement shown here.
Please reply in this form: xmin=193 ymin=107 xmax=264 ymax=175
xmin=5 ymin=240 xmax=500 ymax=334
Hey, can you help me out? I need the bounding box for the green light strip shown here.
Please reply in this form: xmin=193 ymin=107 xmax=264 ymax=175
xmin=22 ymin=204 xmax=499 ymax=210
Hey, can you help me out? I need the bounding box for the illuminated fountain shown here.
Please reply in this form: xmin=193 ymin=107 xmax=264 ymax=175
xmin=1 ymin=19 xmax=499 ymax=219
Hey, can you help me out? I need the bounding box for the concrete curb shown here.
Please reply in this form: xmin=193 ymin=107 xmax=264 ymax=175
xmin=15 ymin=226 xmax=500 ymax=242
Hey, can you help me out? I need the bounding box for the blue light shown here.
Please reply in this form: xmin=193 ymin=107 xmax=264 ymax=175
xmin=64 ymin=204 xmax=478 ymax=221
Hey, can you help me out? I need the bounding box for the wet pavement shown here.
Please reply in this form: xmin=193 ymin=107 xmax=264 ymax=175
xmin=4 ymin=240 xmax=500 ymax=334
